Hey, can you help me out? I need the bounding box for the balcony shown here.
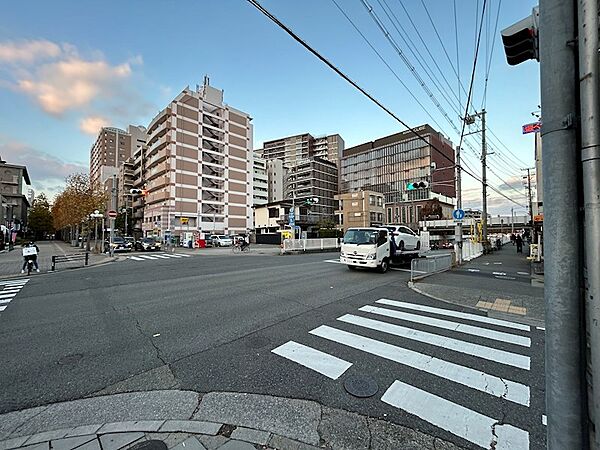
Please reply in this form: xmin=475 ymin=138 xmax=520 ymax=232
xmin=202 ymin=140 xmax=225 ymax=154
xmin=147 ymin=134 xmax=169 ymax=156
xmin=202 ymin=152 xmax=224 ymax=166
xmin=202 ymin=127 xmax=224 ymax=143
xmin=202 ymin=115 xmax=224 ymax=129
xmin=202 ymin=165 xmax=224 ymax=178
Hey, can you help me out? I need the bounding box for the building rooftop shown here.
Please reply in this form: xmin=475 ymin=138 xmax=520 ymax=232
xmin=0 ymin=161 xmax=31 ymax=185
xmin=343 ymin=124 xmax=439 ymax=157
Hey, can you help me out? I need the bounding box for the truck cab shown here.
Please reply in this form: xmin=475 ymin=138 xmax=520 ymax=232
xmin=340 ymin=227 xmax=391 ymax=273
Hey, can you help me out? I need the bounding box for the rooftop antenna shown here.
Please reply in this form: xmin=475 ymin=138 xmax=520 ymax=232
xmin=203 ymin=75 xmax=210 ymax=87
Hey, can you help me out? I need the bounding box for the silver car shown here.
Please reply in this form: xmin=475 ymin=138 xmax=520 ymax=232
xmin=211 ymin=235 xmax=233 ymax=247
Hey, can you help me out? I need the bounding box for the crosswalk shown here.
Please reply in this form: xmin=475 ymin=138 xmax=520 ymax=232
xmin=126 ymin=253 xmax=192 ymax=262
xmin=0 ymin=278 xmax=30 ymax=313
xmin=271 ymin=298 xmax=540 ymax=449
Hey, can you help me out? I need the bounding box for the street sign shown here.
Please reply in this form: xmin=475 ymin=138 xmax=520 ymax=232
xmin=107 ymin=210 xmax=117 ymax=218
xmin=288 ymin=208 xmax=295 ymax=227
xmin=452 ymin=209 xmax=465 ymax=221
xmin=180 ymin=217 xmax=189 ymax=225
xmin=522 ymin=121 xmax=541 ymax=134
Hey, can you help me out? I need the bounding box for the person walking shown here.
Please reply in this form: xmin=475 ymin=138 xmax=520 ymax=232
xmin=516 ymin=234 xmax=523 ymax=254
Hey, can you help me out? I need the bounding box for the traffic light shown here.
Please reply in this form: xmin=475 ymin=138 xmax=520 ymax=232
xmin=501 ymin=7 xmax=539 ymax=66
xmin=130 ymin=188 xmax=148 ymax=196
xmin=305 ymin=197 xmax=319 ymax=205
xmin=406 ymin=181 xmax=429 ymax=191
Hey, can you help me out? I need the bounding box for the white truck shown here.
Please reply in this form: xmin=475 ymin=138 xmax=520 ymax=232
xmin=340 ymin=227 xmax=423 ymax=273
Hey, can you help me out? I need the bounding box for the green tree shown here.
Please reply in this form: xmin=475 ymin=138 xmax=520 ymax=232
xmin=27 ymin=193 xmax=54 ymax=240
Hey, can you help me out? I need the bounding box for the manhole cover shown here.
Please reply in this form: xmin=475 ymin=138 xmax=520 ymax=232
xmin=57 ymin=354 xmax=83 ymax=365
xmin=129 ymin=440 xmax=167 ymax=450
xmin=344 ymin=375 xmax=379 ymax=398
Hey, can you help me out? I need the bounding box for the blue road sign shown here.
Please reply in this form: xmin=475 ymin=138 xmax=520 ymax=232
xmin=452 ymin=209 xmax=465 ymax=220
xmin=289 ymin=208 xmax=295 ymax=226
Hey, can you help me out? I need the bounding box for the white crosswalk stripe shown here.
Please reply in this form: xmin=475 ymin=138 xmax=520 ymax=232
xmin=126 ymin=253 xmax=193 ymax=262
xmin=0 ymin=279 xmax=29 ymax=313
xmin=270 ymin=297 xmax=535 ymax=449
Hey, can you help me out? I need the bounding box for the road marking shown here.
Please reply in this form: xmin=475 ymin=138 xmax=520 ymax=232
xmin=177 ymin=253 xmax=192 ymax=257
xmin=362 ymin=305 xmax=531 ymax=347
xmin=324 ymin=259 xmax=343 ymax=264
xmin=128 ymin=256 xmax=145 ymax=261
xmin=542 ymin=414 xmax=547 ymax=426
xmin=376 ymin=299 xmax=531 ymax=332
xmin=381 ymin=380 xmax=530 ymax=450
xmin=3 ymin=286 xmax=22 ymax=290
xmin=0 ymin=298 xmax=14 ymax=304
xmin=0 ymin=305 xmax=6 ymax=312
xmin=162 ymin=254 xmax=183 ymax=258
xmin=492 ymin=271 xmax=507 ymax=276
xmin=272 ymin=341 xmax=352 ymax=380
xmin=137 ymin=255 xmax=159 ymax=260
xmin=0 ymin=281 xmax=28 ymax=286
xmin=495 ymin=276 xmax=517 ymax=280
xmin=467 ymin=268 xmax=480 ymax=272
xmin=494 ymin=262 xmax=503 ymax=265
xmin=337 ymin=314 xmax=530 ymax=370
xmin=517 ymin=271 xmax=530 ymax=276
xmin=536 ymin=326 xmax=545 ymax=331
xmin=151 ymin=254 xmax=171 ymax=259
xmin=310 ymin=325 xmax=529 ymax=406
xmin=389 ymin=267 xmax=413 ymax=272
xmin=0 ymin=293 xmax=17 ymax=300
xmin=483 ymin=262 xmax=490 ymax=265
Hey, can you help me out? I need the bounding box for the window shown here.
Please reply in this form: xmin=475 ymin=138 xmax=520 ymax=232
xmin=369 ymin=195 xmax=375 ymax=206
xmin=395 ymin=207 xmax=399 ymax=222
xmin=377 ymin=197 xmax=383 ymax=206
xmin=387 ymin=208 xmax=392 ymax=223
xmin=401 ymin=207 xmax=406 ymax=223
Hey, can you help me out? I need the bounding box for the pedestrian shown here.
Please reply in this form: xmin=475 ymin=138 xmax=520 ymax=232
xmin=511 ymin=233 xmax=516 ymax=245
xmin=516 ymin=234 xmax=523 ymax=254
xmin=21 ymin=241 xmax=40 ymax=273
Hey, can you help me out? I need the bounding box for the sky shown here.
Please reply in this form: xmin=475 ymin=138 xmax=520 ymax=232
xmin=0 ymin=0 xmax=540 ymax=214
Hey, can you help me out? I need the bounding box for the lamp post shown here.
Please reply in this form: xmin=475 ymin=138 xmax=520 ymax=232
xmin=90 ymin=210 xmax=103 ymax=253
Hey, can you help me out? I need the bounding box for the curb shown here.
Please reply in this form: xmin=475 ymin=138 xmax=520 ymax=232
xmin=0 ymin=257 xmax=117 ymax=282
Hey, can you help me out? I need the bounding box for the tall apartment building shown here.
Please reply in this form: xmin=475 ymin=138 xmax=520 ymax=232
xmin=253 ymin=155 xmax=268 ymax=206
xmin=266 ymin=159 xmax=285 ymax=202
xmin=142 ymin=79 xmax=253 ymax=238
xmin=260 ymin=133 xmax=344 ymax=166
xmin=340 ymin=124 xmax=455 ymax=227
xmin=89 ymin=127 xmax=133 ymax=187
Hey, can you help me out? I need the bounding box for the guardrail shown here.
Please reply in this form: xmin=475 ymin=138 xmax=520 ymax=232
xmin=281 ymin=238 xmax=340 ymax=254
xmin=51 ymin=253 xmax=89 ymax=271
xmin=410 ymin=254 xmax=453 ymax=281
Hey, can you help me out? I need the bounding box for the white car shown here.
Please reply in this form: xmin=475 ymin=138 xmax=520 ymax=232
xmin=211 ymin=235 xmax=233 ymax=247
xmin=384 ymin=225 xmax=421 ymax=251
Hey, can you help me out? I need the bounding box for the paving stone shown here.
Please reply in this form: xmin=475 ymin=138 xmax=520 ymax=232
xmin=196 ymin=435 xmax=229 ymax=450
xmin=0 ymin=406 xmax=48 ymax=440
xmin=215 ymin=441 xmax=254 ymax=450
xmin=0 ymin=435 xmax=30 ymax=450
xmin=170 ymin=437 xmax=206 ymax=450
xmin=267 ymin=435 xmax=300 ymax=450
xmin=75 ymin=439 xmax=101 ymax=450
xmin=137 ymin=433 xmax=192 ymax=450
xmin=99 ymin=432 xmax=145 ymax=450
xmin=98 ymin=421 xmax=165 ymax=434
xmin=50 ymin=435 xmax=96 ymax=450
xmin=159 ymin=421 xmax=221 ymax=435
xmin=20 ymin=443 xmax=49 ymax=450
xmin=368 ymin=418 xmax=441 ymax=450
xmin=64 ymin=425 xmax=103 ymax=438
xmin=229 ymin=428 xmax=269 ymax=446
xmin=318 ymin=407 xmax=369 ymax=450
xmin=23 ymin=429 xmax=69 ymax=445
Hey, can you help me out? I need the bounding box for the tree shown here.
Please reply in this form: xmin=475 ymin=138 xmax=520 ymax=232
xmin=27 ymin=193 xmax=54 ymax=240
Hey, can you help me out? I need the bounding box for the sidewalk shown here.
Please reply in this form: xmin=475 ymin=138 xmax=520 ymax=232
xmin=0 ymin=241 xmax=114 ymax=279
xmin=0 ymin=390 xmax=464 ymax=450
xmin=410 ymin=243 xmax=545 ymax=326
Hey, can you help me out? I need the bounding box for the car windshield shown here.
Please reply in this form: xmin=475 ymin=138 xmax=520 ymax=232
xmin=343 ymin=229 xmax=379 ymax=245
xmin=113 ymin=237 xmax=125 ymax=243
xmin=143 ymin=238 xmax=155 ymax=243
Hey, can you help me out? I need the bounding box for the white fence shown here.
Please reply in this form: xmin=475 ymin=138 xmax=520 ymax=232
xmin=460 ymin=241 xmax=484 ymax=262
xmin=282 ymin=238 xmax=340 ymax=253
xmin=410 ymin=254 xmax=453 ymax=281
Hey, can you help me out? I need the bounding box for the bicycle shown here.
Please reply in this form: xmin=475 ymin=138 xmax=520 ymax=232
xmin=232 ymin=242 xmax=251 ymax=253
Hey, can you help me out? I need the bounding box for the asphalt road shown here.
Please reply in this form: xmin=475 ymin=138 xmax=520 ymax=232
xmin=0 ymin=251 xmax=546 ymax=449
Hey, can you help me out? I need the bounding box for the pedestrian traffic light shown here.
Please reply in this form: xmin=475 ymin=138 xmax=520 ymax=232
xmin=501 ymin=7 xmax=539 ymax=66
xmin=406 ymin=181 xmax=429 ymax=190
xmin=305 ymin=197 xmax=319 ymax=205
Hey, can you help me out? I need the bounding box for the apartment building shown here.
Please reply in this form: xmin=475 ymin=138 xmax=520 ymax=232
xmin=266 ymin=159 xmax=285 ymax=202
xmin=260 ymin=133 xmax=344 ymax=166
xmin=335 ymin=190 xmax=384 ymax=232
xmin=89 ymin=127 xmax=133 ymax=187
xmin=0 ymin=160 xmax=31 ymax=231
xmin=340 ymin=124 xmax=455 ymax=228
xmin=142 ymin=79 xmax=253 ymax=238
xmin=253 ymin=154 xmax=268 ymax=206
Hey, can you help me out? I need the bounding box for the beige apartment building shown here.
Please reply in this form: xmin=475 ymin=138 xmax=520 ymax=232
xmin=335 ymin=190 xmax=384 ymax=232
xmin=260 ymin=133 xmax=344 ymax=166
xmin=142 ymin=79 xmax=253 ymax=238
xmin=89 ymin=127 xmax=133 ymax=187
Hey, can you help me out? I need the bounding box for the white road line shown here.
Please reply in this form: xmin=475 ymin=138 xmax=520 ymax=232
xmin=494 ymin=262 xmax=503 ymax=265
xmin=0 ymin=305 xmax=6 ymax=312
xmin=128 ymin=256 xmax=145 ymax=261
xmin=467 ymin=268 xmax=480 ymax=272
xmin=0 ymin=293 xmax=17 ymax=299
xmin=376 ymin=299 xmax=531 ymax=332
xmin=389 ymin=268 xmax=412 ymax=272
xmin=381 ymin=380 xmax=530 ymax=450
xmin=536 ymin=326 xmax=545 ymax=331
xmin=338 ymin=314 xmax=530 ymax=370
xmin=362 ymin=305 xmax=531 ymax=347
xmin=483 ymin=262 xmax=490 ymax=265
xmin=323 ymin=259 xmax=344 ymax=264
xmin=492 ymin=271 xmax=507 ymax=276
xmin=137 ymin=255 xmax=159 ymax=260
xmin=176 ymin=253 xmax=192 ymax=257
xmin=3 ymin=286 xmax=22 ymax=290
xmin=542 ymin=414 xmax=547 ymax=426
xmin=271 ymin=341 xmax=352 ymax=380
xmin=517 ymin=271 xmax=530 ymax=276
xmin=310 ymin=325 xmax=529 ymax=406
xmin=1 ymin=281 xmax=28 ymax=286
xmin=162 ymin=254 xmax=183 ymax=258
xmin=495 ymin=276 xmax=517 ymax=280
xmin=151 ymin=254 xmax=172 ymax=259
xmin=0 ymin=298 xmax=13 ymax=304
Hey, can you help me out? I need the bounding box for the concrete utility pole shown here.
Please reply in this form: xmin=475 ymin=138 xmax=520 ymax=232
xmin=578 ymin=0 xmax=600 ymax=444
xmin=110 ymin=175 xmax=117 ymax=257
xmin=454 ymin=146 xmax=462 ymax=265
xmin=522 ymin=167 xmax=535 ymax=234
xmin=480 ymin=109 xmax=488 ymax=242
xmin=539 ymin=0 xmax=584 ymax=447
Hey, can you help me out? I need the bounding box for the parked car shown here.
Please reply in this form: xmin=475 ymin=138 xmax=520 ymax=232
xmin=136 ymin=237 xmax=162 ymax=252
xmin=104 ymin=236 xmax=131 ymax=253
xmin=383 ymin=224 xmax=421 ymax=251
xmin=123 ymin=236 xmax=135 ymax=250
xmin=210 ymin=235 xmax=233 ymax=247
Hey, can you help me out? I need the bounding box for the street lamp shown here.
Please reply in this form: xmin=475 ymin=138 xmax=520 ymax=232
xmin=89 ymin=210 xmax=103 ymax=253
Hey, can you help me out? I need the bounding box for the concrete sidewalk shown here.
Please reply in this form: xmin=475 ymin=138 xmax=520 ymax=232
xmin=0 ymin=241 xmax=114 ymax=279
xmin=0 ymin=390 xmax=463 ymax=450
xmin=410 ymin=243 xmax=545 ymax=326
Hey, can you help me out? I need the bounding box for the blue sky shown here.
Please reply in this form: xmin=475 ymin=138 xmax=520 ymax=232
xmin=0 ymin=0 xmax=539 ymax=213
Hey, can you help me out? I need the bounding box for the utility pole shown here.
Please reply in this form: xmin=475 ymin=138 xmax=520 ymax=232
xmin=539 ymin=0 xmax=584 ymax=447
xmin=480 ymin=109 xmax=488 ymax=242
xmin=454 ymin=146 xmax=462 ymax=265
xmin=511 ymin=207 xmax=514 ymax=235
xmin=110 ymin=174 xmax=117 ymax=257
xmin=522 ymin=167 xmax=535 ymax=235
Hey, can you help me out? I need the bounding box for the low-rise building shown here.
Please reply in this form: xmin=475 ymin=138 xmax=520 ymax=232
xmin=0 ymin=160 xmax=31 ymax=233
xmin=335 ymin=191 xmax=384 ymax=232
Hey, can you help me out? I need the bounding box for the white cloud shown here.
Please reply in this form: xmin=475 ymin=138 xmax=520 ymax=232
xmin=0 ymin=39 xmax=62 ymax=64
xmin=79 ymin=116 xmax=109 ymax=135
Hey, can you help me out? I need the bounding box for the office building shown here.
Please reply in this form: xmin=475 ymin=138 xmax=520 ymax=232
xmin=340 ymin=124 xmax=455 ymax=227
xmin=253 ymin=154 xmax=268 ymax=206
xmin=335 ymin=190 xmax=384 ymax=232
xmin=142 ymin=78 xmax=253 ymax=238
xmin=0 ymin=159 xmax=31 ymax=231
xmin=260 ymin=133 xmax=344 ymax=166
xmin=89 ymin=127 xmax=133 ymax=187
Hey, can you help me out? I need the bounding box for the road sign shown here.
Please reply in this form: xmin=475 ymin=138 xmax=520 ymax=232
xmin=452 ymin=209 xmax=465 ymax=221
xmin=289 ymin=208 xmax=295 ymax=227
xmin=107 ymin=210 xmax=117 ymax=218
xmin=180 ymin=217 xmax=189 ymax=225
xmin=522 ymin=121 xmax=541 ymax=134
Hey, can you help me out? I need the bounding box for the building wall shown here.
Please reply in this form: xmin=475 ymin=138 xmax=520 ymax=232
xmin=253 ymin=154 xmax=268 ymax=206
xmin=0 ymin=164 xmax=31 ymax=229
xmin=266 ymin=159 xmax=285 ymax=202
xmin=90 ymin=127 xmax=132 ymax=187
xmin=385 ymin=199 xmax=454 ymax=228
xmin=141 ymin=81 xmax=252 ymax=238
xmin=261 ymin=133 xmax=344 ymax=166
xmin=335 ymin=190 xmax=384 ymax=231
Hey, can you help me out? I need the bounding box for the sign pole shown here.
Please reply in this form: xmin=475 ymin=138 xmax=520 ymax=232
xmin=454 ymin=146 xmax=462 ymax=265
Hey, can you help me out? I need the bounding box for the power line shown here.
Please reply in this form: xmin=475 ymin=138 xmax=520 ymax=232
xmin=453 ymin=0 xmax=461 ymax=109
xmin=245 ymin=0 xmax=525 ymax=208
xmin=481 ymin=0 xmax=502 ymax=109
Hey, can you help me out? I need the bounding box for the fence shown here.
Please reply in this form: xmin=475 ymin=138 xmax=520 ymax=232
xmin=281 ymin=238 xmax=340 ymax=254
xmin=51 ymin=253 xmax=89 ymax=271
xmin=410 ymin=253 xmax=453 ymax=281
xmin=461 ymin=241 xmax=484 ymax=262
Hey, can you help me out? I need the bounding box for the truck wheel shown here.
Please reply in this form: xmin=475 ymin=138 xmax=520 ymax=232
xmin=347 ymin=265 xmax=357 ymax=270
xmin=378 ymin=258 xmax=389 ymax=273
